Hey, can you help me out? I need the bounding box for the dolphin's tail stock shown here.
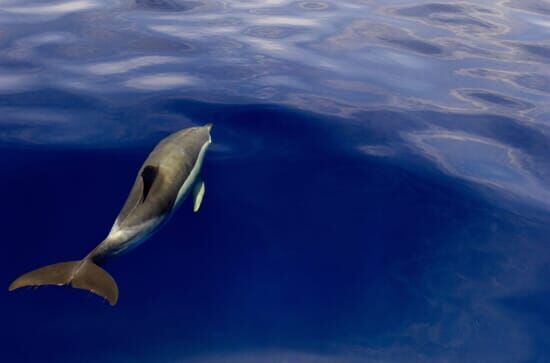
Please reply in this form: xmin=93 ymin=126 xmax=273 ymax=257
xmin=8 ymin=259 xmax=118 ymax=305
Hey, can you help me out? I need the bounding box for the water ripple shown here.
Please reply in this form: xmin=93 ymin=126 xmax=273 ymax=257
xmin=0 ymin=0 xmax=548 ymax=212
xmin=134 ymin=0 xmax=203 ymax=12
xmin=504 ymin=0 xmax=550 ymax=16
xmin=406 ymin=130 xmax=550 ymax=208
xmin=454 ymin=88 xmax=535 ymax=111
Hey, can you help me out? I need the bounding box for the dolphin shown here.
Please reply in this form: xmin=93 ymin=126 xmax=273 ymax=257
xmin=8 ymin=123 xmax=213 ymax=306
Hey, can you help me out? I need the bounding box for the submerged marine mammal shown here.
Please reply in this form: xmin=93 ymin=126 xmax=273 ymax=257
xmin=8 ymin=123 xmax=213 ymax=306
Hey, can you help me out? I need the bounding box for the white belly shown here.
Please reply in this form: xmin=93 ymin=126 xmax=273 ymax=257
xmin=106 ymin=216 xmax=165 ymax=255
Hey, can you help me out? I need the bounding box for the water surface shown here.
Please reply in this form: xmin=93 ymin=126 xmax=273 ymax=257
xmin=1 ymin=1 xmax=549 ymax=362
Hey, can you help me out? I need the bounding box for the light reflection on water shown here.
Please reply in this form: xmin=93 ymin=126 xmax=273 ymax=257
xmin=1 ymin=0 xmax=548 ymax=208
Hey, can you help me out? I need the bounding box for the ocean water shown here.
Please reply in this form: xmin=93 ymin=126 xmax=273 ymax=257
xmin=1 ymin=0 xmax=550 ymax=362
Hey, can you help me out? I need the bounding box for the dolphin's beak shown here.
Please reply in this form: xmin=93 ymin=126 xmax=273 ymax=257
xmin=204 ymin=123 xmax=213 ymax=132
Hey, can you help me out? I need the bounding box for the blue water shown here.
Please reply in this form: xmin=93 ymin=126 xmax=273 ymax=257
xmin=1 ymin=1 xmax=550 ymax=362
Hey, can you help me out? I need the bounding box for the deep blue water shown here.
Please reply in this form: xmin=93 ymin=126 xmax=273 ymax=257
xmin=1 ymin=1 xmax=550 ymax=362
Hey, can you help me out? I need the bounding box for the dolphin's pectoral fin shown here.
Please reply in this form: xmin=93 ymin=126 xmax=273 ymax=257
xmin=193 ymin=179 xmax=205 ymax=212
xmin=141 ymin=165 xmax=159 ymax=202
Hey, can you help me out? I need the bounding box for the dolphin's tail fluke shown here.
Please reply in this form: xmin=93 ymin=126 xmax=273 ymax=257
xmin=8 ymin=259 xmax=118 ymax=306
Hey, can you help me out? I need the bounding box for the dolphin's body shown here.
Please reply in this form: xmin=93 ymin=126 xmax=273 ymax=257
xmin=9 ymin=124 xmax=213 ymax=305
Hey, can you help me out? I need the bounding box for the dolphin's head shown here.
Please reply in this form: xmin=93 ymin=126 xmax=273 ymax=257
xmin=188 ymin=122 xmax=212 ymax=138
xmin=167 ymin=123 xmax=212 ymax=152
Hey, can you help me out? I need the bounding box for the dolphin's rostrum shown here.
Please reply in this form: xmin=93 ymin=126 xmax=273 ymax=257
xmin=8 ymin=124 xmax=213 ymax=306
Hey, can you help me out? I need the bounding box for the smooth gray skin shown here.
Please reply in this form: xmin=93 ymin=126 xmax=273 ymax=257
xmin=88 ymin=123 xmax=212 ymax=262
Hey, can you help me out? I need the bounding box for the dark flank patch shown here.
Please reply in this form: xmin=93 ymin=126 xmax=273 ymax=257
xmin=141 ymin=165 xmax=159 ymax=203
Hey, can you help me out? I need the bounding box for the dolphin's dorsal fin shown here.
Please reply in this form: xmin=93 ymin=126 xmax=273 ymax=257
xmin=141 ymin=165 xmax=158 ymax=202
